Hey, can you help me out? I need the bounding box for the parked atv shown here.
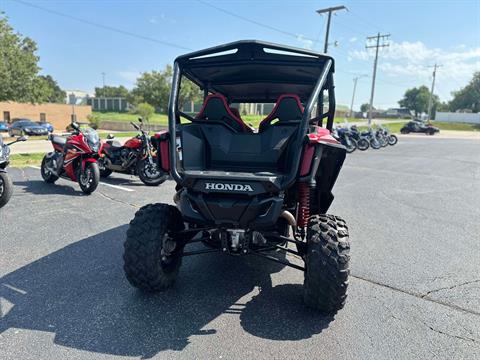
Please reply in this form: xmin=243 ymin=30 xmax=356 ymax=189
xmin=400 ymin=120 xmax=439 ymax=135
xmin=0 ymin=134 xmax=28 ymax=208
xmin=98 ymin=119 xmax=167 ymax=186
xmin=123 ymin=41 xmax=350 ymax=314
xmin=41 ymin=122 xmax=100 ymax=194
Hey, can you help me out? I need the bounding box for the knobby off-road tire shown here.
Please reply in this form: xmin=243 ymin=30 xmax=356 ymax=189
xmin=0 ymin=172 xmax=13 ymax=208
xmin=303 ymin=214 xmax=350 ymax=313
xmin=123 ymin=203 xmax=185 ymax=292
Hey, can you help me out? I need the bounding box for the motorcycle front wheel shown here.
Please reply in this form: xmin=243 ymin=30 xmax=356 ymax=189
xmin=0 ymin=171 xmax=13 ymax=208
xmin=344 ymin=139 xmax=357 ymax=154
xmin=388 ymin=135 xmax=398 ymax=145
xmin=356 ymin=138 xmax=370 ymax=151
xmin=78 ymin=162 xmax=100 ymax=194
xmin=137 ymin=157 xmax=168 ymax=186
xmin=369 ymin=139 xmax=381 ymax=149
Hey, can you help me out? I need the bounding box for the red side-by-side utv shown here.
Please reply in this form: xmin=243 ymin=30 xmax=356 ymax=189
xmin=123 ymin=40 xmax=350 ymax=313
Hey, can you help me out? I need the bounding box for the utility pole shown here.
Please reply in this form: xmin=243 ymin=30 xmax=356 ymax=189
xmin=366 ymin=33 xmax=390 ymax=125
xmin=316 ymin=5 xmax=347 ymax=53
xmin=427 ymin=63 xmax=442 ymax=122
xmin=349 ymin=75 xmax=367 ymax=119
xmin=101 ymin=72 xmax=106 ymax=87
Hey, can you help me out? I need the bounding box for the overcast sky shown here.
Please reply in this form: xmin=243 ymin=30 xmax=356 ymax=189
xmin=3 ymin=0 xmax=479 ymax=110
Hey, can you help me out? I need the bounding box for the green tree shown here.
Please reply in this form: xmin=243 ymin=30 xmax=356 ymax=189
xmin=130 ymin=67 xmax=172 ymax=111
xmin=398 ymin=86 xmax=438 ymax=117
xmin=0 ymin=14 xmax=40 ymax=102
xmin=134 ymin=102 xmax=155 ymax=120
xmin=129 ymin=65 xmax=202 ymax=112
xmin=37 ymin=75 xmax=66 ymax=103
xmin=179 ymin=77 xmax=202 ymax=109
xmin=0 ymin=15 xmax=65 ymax=104
xmin=360 ymin=103 xmax=373 ymax=113
xmin=449 ymin=72 xmax=480 ymax=113
xmin=95 ymin=85 xmax=129 ymax=98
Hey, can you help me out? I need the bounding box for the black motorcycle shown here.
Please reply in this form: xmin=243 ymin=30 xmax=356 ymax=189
xmin=0 ymin=134 xmax=28 ymax=208
xmin=333 ymin=127 xmax=357 ymax=153
xmin=98 ymin=119 xmax=167 ymax=186
xmin=349 ymin=125 xmax=370 ymax=151
xmin=361 ymin=128 xmax=381 ymax=149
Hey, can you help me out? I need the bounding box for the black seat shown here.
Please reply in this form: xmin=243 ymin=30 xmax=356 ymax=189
xmin=259 ymin=94 xmax=304 ymax=132
xmin=196 ymin=93 xmax=252 ymax=133
xmin=51 ymin=135 xmax=66 ymax=146
xmin=107 ymin=139 xmax=123 ymax=148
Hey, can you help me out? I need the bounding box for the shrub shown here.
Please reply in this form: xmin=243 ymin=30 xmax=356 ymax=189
xmin=87 ymin=113 xmax=101 ymax=129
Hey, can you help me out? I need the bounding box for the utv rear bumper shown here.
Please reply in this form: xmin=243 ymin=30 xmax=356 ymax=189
xmin=177 ymin=189 xmax=284 ymax=229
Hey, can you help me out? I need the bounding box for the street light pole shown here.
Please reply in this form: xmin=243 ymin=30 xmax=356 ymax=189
xmin=349 ymin=75 xmax=366 ymax=119
xmin=316 ymin=5 xmax=347 ymax=53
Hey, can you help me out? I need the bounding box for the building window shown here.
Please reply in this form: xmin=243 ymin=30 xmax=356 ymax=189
xmin=3 ymin=111 xmax=11 ymax=123
xmin=40 ymin=113 xmax=47 ymax=122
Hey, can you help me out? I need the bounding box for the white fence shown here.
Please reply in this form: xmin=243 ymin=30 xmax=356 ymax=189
xmin=436 ymin=112 xmax=480 ymax=124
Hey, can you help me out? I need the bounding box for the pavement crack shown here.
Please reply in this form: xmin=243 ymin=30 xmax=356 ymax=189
xmin=424 ymin=323 xmax=476 ymax=343
xmin=422 ymin=279 xmax=480 ymax=299
xmin=351 ymin=274 xmax=480 ymax=317
xmin=97 ymin=191 xmax=140 ymax=209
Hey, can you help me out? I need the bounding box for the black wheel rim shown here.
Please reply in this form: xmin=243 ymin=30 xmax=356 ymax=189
xmin=142 ymin=160 xmax=161 ymax=180
xmin=80 ymin=166 xmax=93 ymax=188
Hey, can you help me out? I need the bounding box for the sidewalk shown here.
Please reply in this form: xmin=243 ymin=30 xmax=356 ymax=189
xmin=9 ymin=137 xmax=130 ymax=154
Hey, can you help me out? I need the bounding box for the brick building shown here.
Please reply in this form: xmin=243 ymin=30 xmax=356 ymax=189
xmin=0 ymin=101 xmax=91 ymax=131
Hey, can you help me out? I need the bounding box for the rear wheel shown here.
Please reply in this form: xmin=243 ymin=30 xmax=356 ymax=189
xmin=137 ymin=157 xmax=167 ymax=186
xmin=388 ymin=134 xmax=398 ymax=145
xmin=356 ymin=138 xmax=370 ymax=151
xmin=400 ymin=128 xmax=409 ymax=134
xmin=0 ymin=171 xmax=13 ymax=208
xmin=40 ymin=155 xmax=59 ymax=183
xmin=78 ymin=162 xmax=100 ymax=194
xmin=123 ymin=203 xmax=185 ymax=292
xmin=303 ymin=214 xmax=350 ymax=313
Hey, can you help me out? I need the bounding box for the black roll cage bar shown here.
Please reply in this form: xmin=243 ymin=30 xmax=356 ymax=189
xmin=168 ymin=44 xmax=335 ymax=188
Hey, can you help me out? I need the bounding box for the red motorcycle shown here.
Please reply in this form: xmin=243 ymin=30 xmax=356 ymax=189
xmin=98 ymin=119 xmax=167 ymax=186
xmin=40 ymin=122 xmax=100 ymax=194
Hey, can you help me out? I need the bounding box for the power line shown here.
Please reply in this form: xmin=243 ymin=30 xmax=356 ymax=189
xmin=196 ymin=0 xmax=315 ymax=42
xmin=12 ymin=0 xmax=192 ymax=50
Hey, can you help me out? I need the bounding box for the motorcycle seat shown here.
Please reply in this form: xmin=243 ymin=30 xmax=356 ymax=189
xmin=107 ymin=139 xmax=123 ymax=148
xmin=51 ymin=135 xmax=66 ymax=146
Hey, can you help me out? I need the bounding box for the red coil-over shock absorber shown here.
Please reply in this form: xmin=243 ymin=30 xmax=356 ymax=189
xmin=297 ymin=182 xmax=311 ymax=230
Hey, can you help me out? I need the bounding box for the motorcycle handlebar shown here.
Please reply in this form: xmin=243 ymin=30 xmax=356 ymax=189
xmin=130 ymin=122 xmax=140 ymax=130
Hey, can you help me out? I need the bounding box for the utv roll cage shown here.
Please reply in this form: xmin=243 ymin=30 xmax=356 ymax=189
xmin=168 ymin=40 xmax=336 ymax=187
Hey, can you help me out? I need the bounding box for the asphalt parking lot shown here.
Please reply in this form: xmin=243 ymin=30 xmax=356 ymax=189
xmin=1 ymin=136 xmax=479 ymax=359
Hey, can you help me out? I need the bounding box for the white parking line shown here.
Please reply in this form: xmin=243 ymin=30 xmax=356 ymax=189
xmin=28 ymin=166 xmax=134 ymax=192
xmin=99 ymin=182 xmax=134 ymax=192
